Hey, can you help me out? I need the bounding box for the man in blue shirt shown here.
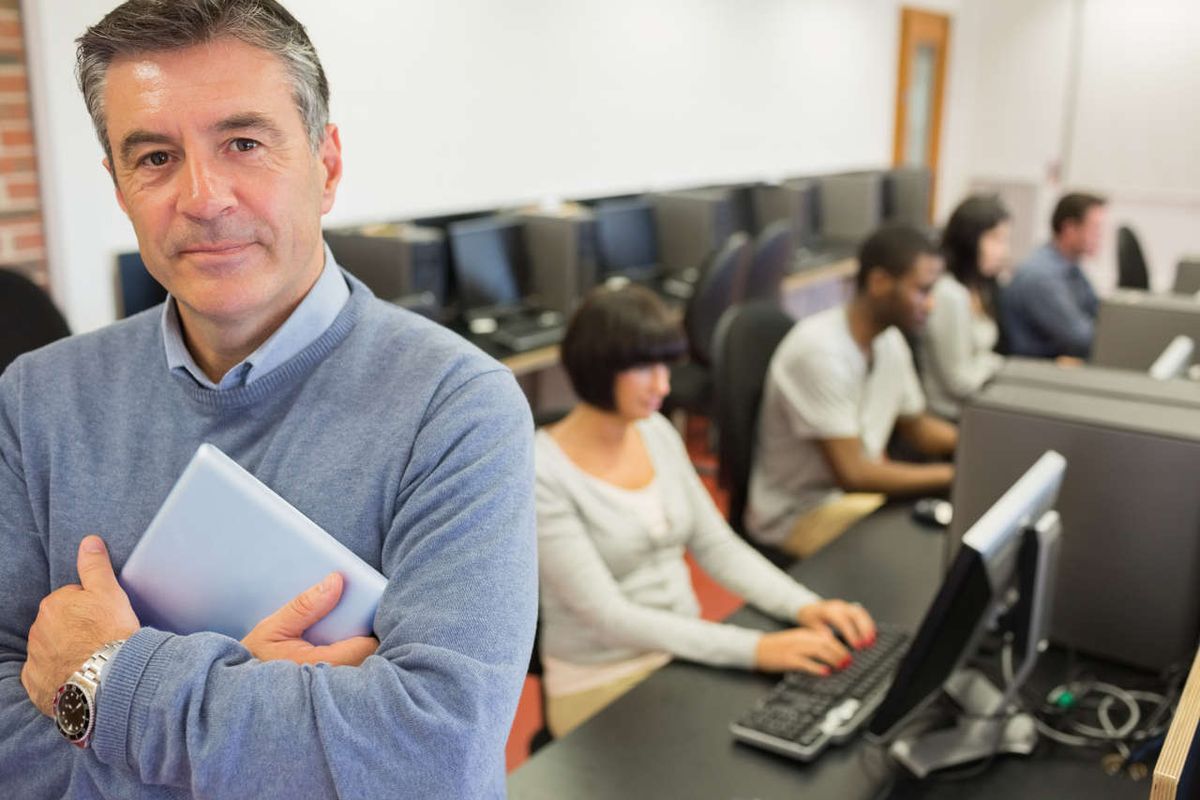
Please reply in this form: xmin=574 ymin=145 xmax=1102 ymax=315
xmin=1 ymin=1 xmax=536 ymax=797
xmin=1001 ymin=193 xmax=1108 ymax=359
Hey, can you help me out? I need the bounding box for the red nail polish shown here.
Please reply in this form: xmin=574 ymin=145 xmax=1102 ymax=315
xmin=820 ymin=667 xmax=831 ymax=676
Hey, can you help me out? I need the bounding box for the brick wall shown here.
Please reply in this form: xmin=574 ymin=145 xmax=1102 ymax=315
xmin=0 ymin=0 xmax=46 ymax=287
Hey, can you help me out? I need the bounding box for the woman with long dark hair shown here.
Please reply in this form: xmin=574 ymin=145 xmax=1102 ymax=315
xmin=919 ymin=195 xmax=1012 ymax=418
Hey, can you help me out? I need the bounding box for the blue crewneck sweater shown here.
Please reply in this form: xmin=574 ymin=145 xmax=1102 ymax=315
xmin=0 ymin=272 xmax=537 ymax=799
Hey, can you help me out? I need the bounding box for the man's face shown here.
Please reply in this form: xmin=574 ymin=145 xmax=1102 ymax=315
xmin=1059 ymin=205 xmax=1107 ymax=260
xmin=873 ymin=252 xmax=942 ymax=336
xmin=103 ymin=37 xmax=342 ymax=331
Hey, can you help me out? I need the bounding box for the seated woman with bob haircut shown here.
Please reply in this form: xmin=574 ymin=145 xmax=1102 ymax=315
xmin=535 ymin=284 xmax=877 ymax=737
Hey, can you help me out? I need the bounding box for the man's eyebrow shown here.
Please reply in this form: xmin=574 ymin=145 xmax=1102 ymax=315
xmin=119 ymin=130 xmax=174 ymax=166
xmin=213 ymin=112 xmax=285 ymax=139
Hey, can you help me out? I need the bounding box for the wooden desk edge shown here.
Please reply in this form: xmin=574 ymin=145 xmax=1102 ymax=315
xmin=1152 ymin=645 xmax=1200 ymax=798
xmin=502 ymin=345 xmax=561 ymax=376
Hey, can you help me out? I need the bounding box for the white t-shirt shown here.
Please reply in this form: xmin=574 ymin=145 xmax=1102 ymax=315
xmin=747 ymin=305 xmax=926 ymax=544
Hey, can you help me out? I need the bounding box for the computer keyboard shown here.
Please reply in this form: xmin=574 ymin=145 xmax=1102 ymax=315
xmin=730 ymin=623 xmax=911 ymax=761
xmin=491 ymin=313 xmax=566 ymax=352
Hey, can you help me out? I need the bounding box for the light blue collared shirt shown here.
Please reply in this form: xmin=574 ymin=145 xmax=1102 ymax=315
xmin=161 ymin=245 xmax=350 ymax=390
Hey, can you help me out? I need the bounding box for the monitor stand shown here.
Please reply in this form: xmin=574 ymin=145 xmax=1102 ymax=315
xmin=889 ymin=668 xmax=1036 ymax=778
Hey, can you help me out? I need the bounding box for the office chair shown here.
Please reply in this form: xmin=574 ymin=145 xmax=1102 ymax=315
xmin=116 ymin=251 xmax=168 ymax=317
xmin=1116 ymin=225 xmax=1150 ymax=291
xmin=741 ymin=221 xmax=794 ymax=302
xmin=0 ymin=268 xmax=70 ymax=375
xmin=664 ymin=232 xmax=753 ymax=417
xmin=711 ymin=301 xmax=794 ymax=564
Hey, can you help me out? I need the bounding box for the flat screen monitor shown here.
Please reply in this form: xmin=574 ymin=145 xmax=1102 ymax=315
xmin=869 ymin=451 xmax=1066 ymax=740
xmin=1150 ymin=335 xmax=1196 ymax=381
xmin=447 ymin=216 xmax=527 ymax=314
xmin=593 ymin=199 xmax=659 ymax=281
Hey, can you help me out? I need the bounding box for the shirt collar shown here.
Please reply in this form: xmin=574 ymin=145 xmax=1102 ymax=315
xmin=160 ymin=243 xmax=351 ymax=390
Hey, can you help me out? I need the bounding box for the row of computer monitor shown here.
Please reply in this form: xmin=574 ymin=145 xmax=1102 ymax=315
xmin=314 ymin=167 xmax=933 ymax=329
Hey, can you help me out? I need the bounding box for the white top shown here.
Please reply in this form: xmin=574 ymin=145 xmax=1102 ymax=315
xmin=918 ymin=275 xmax=1003 ymax=419
xmin=535 ymin=413 xmax=820 ymax=680
xmin=747 ymin=305 xmax=926 ymax=545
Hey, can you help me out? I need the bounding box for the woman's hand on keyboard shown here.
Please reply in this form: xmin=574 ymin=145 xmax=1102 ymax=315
xmin=754 ymin=627 xmax=851 ymax=675
xmin=796 ymin=599 xmax=876 ymax=650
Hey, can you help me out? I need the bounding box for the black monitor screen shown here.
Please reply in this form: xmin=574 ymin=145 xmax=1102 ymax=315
xmin=594 ymin=200 xmax=659 ymax=280
xmin=447 ymin=217 xmax=525 ymax=311
xmin=867 ymin=545 xmax=994 ymax=737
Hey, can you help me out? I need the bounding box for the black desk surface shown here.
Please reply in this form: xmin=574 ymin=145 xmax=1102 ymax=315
xmin=508 ymin=505 xmax=1150 ymax=800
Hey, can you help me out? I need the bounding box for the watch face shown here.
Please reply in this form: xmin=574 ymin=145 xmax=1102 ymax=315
xmin=55 ymin=684 xmax=92 ymax=742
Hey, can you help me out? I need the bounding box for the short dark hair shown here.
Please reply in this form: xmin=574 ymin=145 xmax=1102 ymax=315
xmin=1051 ymin=192 xmax=1106 ymax=235
xmin=942 ymin=194 xmax=1010 ymax=287
xmin=855 ymin=224 xmax=940 ymax=292
xmin=76 ymin=0 xmax=329 ymax=163
xmin=560 ymin=285 xmax=687 ymax=411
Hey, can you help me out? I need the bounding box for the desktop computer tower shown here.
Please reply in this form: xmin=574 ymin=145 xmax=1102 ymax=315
xmin=324 ymin=224 xmax=448 ymax=311
xmin=753 ymin=179 xmax=819 ymax=250
xmin=995 ymin=358 xmax=1200 ymax=409
xmin=1092 ymin=290 xmax=1200 ymax=370
xmin=882 ymin=167 xmax=932 ymax=228
xmin=518 ymin=208 xmax=598 ymax=315
xmin=950 ymin=382 xmax=1200 ymax=671
xmin=815 ymin=171 xmax=884 ymax=245
xmin=650 ymin=188 xmax=736 ymax=277
xmin=1175 ymin=257 xmax=1200 ymax=295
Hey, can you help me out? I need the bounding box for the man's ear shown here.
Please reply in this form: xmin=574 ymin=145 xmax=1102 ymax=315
xmin=317 ymin=124 xmax=343 ymax=216
xmin=864 ymin=266 xmax=894 ymax=299
xmin=103 ymin=157 xmax=130 ymax=217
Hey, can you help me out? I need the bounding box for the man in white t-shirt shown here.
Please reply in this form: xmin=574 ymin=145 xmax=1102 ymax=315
xmin=747 ymin=225 xmax=958 ymax=554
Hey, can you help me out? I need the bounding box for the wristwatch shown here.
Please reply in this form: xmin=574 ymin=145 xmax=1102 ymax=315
xmin=52 ymin=640 xmax=125 ymax=748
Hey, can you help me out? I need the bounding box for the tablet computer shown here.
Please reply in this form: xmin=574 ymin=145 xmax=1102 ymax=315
xmin=120 ymin=443 xmax=387 ymax=646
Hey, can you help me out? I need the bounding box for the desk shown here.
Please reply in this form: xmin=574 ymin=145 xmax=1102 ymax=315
xmin=508 ymin=506 xmax=1149 ymax=800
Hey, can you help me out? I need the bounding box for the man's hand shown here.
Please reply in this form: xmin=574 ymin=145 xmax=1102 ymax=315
xmin=21 ymin=536 xmax=141 ymax=717
xmin=241 ymin=573 xmax=378 ymax=667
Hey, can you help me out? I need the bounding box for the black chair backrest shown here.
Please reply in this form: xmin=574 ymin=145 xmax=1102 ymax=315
xmin=712 ymin=301 xmax=794 ymax=537
xmin=1117 ymin=225 xmax=1150 ymax=290
xmin=742 ymin=220 xmax=794 ymax=302
xmin=0 ymin=268 xmax=70 ymax=375
xmin=684 ymin=232 xmax=753 ymax=366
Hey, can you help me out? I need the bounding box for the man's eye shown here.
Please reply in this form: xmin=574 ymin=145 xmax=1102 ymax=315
xmin=232 ymin=138 xmax=259 ymax=153
xmin=141 ymin=152 xmax=170 ymax=167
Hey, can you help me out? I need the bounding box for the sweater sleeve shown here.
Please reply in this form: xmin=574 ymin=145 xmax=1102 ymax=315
xmin=649 ymin=416 xmax=820 ymax=621
xmin=0 ymin=360 xmax=75 ymax=798
xmin=536 ymin=453 xmax=763 ymax=669
xmin=924 ymin=281 xmax=1004 ymax=400
xmin=89 ymin=369 xmax=538 ymax=799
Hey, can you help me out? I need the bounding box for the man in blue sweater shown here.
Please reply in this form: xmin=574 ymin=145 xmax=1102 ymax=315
xmin=1001 ymin=192 xmax=1107 ymax=359
xmin=0 ymin=1 xmax=536 ymax=797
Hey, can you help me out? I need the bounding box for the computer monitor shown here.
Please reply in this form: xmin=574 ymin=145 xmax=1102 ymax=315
xmin=1150 ymin=335 xmax=1196 ymax=381
xmin=446 ymin=216 xmax=529 ymax=316
xmin=1153 ymin=646 xmax=1200 ymax=799
xmin=867 ymin=451 xmax=1066 ymax=777
xmin=116 ymin=251 xmax=167 ymax=317
xmin=816 ymin=172 xmax=884 ymax=245
xmin=950 ymin=382 xmax=1200 ymax=671
xmin=592 ymin=199 xmax=660 ymax=282
xmin=1092 ymin=290 xmax=1200 ymax=371
xmin=996 ymin=357 xmax=1200 ymax=410
xmin=1174 ymin=256 xmax=1200 ymax=295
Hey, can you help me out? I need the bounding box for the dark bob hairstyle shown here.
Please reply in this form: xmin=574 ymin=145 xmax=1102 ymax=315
xmin=560 ymin=284 xmax=687 ymax=411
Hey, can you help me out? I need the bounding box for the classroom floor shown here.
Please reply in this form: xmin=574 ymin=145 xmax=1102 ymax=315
xmin=505 ymin=417 xmax=743 ymax=772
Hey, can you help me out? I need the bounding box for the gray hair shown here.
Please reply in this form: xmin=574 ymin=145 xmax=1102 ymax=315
xmin=76 ymin=0 xmax=330 ymax=161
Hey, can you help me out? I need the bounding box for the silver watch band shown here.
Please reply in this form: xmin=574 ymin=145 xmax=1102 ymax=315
xmin=78 ymin=640 xmax=126 ymax=686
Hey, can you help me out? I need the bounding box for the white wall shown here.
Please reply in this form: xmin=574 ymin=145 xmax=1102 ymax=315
xmin=25 ymin=0 xmax=942 ymax=333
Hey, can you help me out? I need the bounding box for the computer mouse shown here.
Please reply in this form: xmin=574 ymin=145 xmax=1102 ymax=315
xmin=538 ymin=310 xmax=563 ymax=327
xmin=912 ymin=498 xmax=953 ymax=528
xmin=468 ymin=316 xmax=498 ymax=336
